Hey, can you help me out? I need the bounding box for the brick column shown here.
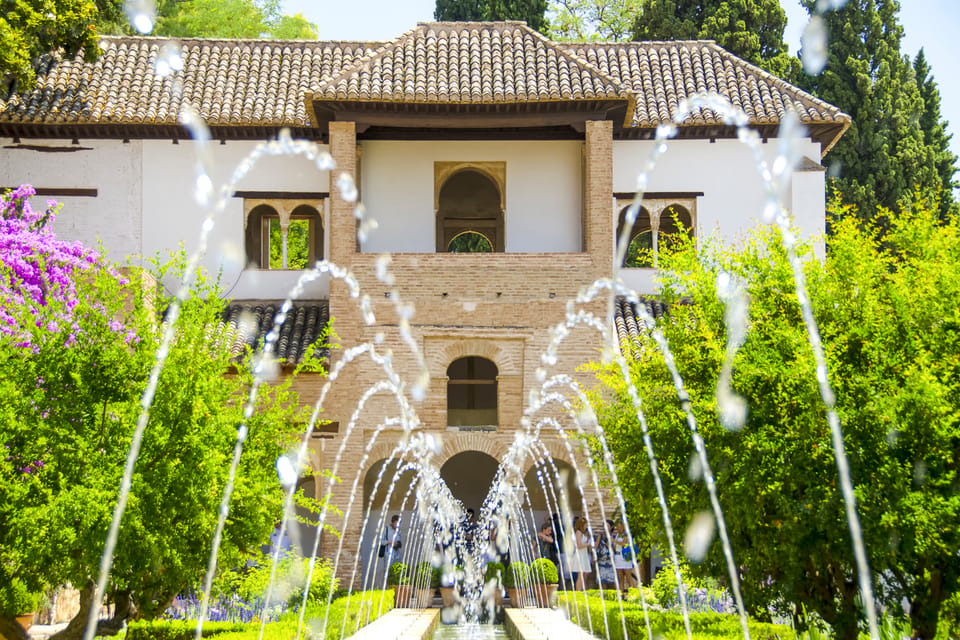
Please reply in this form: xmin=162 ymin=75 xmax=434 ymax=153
xmin=583 ymin=120 xmax=613 ymax=276
xmin=328 ymin=121 xmax=357 ymax=269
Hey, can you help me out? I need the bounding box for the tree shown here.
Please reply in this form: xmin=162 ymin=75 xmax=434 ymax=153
xmin=798 ymin=0 xmax=949 ymax=229
xmin=548 ymin=0 xmax=642 ymax=41
xmin=629 ymin=0 xmax=798 ymax=77
xmin=0 ymin=0 xmax=115 ymax=92
xmin=0 ymin=187 xmax=323 ymax=640
xmin=591 ymin=198 xmax=960 ymax=640
xmin=913 ymin=48 xmax=958 ymax=220
xmin=98 ymin=0 xmax=318 ymax=39
xmin=435 ymin=0 xmax=549 ymax=33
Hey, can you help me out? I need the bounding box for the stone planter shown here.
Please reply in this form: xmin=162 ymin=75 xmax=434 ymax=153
xmin=439 ymin=587 xmax=457 ymax=608
xmin=16 ymin=613 xmax=35 ymax=632
xmin=413 ymin=587 xmax=433 ymax=608
xmin=505 ymin=587 xmax=527 ymax=608
xmin=531 ymin=583 xmax=557 ymax=608
xmin=393 ymin=584 xmax=412 ymax=608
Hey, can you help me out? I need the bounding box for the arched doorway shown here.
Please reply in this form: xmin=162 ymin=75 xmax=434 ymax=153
xmin=439 ymin=450 xmax=500 ymax=514
xmin=436 ymin=169 xmax=505 ymax=252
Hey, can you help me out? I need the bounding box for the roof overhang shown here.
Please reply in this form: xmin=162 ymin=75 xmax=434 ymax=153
xmin=304 ymin=97 xmax=633 ymax=135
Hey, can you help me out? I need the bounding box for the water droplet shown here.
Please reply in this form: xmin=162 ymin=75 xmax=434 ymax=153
xmin=684 ymin=511 xmax=715 ymax=563
xmin=688 ymin=455 xmax=703 ymax=481
xmin=236 ymin=424 xmax=248 ymax=442
xmin=154 ymin=42 xmax=183 ymax=77
xmin=374 ymin=332 xmax=385 ymax=344
xmin=535 ymin=368 xmax=546 ymax=382
xmin=336 ymin=172 xmax=358 ymax=202
xmin=126 ymin=0 xmax=157 ymax=34
xmin=801 ymin=16 xmax=829 ymax=75
xmin=201 ymin=217 xmax=214 ymax=232
xmin=276 ymin=455 xmax=298 ymax=487
xmin=718 ymin=395 xmax=747 ymax=431
xmin=360 ymin=295 xmax=376 ymax=325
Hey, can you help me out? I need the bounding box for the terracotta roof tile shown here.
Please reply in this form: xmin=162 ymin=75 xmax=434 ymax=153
xmin=0 ymin=25 xmax=848 ymax=140
xmin=222 ymin=300 xmax=329 ymax=365
xmin=565 ymin=41 xmax=847 ymax=128
xmin=615 ymin=296 xmax=668 ymax=355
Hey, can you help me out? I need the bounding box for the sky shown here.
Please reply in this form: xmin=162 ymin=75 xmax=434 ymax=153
xmin=281 ymin=0 xmax=960 ymax=165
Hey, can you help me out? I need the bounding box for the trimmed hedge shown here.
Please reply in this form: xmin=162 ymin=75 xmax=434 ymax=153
xmin=559 ymin=593 xmax=795 ymax=640
xmin=134 ymin=592 xmax=393 ymax=640
xmin=127 ymin=620 xmax=245 ymax=640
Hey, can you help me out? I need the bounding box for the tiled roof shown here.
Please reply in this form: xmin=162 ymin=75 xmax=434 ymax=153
xmin=0 ymin=38 xmax=379 ymax=129
xmin=222 ymin=301 xmax=328 ymax=365
xmin=564 ymin=41 xmax=847 ymax=129
xmin=0 ymin=22 xmax=848 ymax=148
xmin=615 ymin=296 xmax=668 ymax=354
xmin=309 ymin=22 xmax=630 ymax=106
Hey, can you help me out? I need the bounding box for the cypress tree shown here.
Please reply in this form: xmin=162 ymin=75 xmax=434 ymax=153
xmin=630 ymin=0 xmax=797 ymax=76
xmin=913 ymin=48 xmax=958 ymax=219
xmin=434 ymin=0 xmax=548 ymax=32
xmin=799 ymin=0 xmax=944 ymax=225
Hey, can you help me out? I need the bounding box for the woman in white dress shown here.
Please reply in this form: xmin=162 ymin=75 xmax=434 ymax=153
xmin=611 ymin=520 xmax=635 ymax=592
xmin=572 ymin=516 xmax=593 ymax=590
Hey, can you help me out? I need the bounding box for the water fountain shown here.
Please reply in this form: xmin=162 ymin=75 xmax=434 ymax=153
xmin=16 ymin=4 xmax=882 ymax=640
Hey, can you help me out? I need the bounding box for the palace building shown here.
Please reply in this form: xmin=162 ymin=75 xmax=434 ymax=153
xmin=0 ymin=21 xmax=848 ymax=579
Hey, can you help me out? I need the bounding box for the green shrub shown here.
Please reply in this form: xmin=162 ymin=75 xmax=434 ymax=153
xmin=651 ymin=560 xmax=705 ymax=609
xmin=937 ymin=592 xmax=960 ymax=640
xmin=559 ymin=592 xmax=795 ymax=640
xmin=387 ymin=562 xmax=410 ymax=586
xmin=504 ymin=561 xmax=528 ymax=589
xmin=430 ymin=566 xmax=442 ymax=589
xmin=529 ymin=558 xmax=558 ymax=584
xmin=127 ymin=620 xmax=245 ymax=640
xmin=484 ymin=561 xmax=505 ymax=586
xmin=221 ymin=553 xmax=337 ymax=609
xmin=209 ymin=591 xmax=394 ymax=640
xmin=413 ymin=561 xmax=433 ymax=588
xmin=0 ymin=577 xmax=40 ymax=616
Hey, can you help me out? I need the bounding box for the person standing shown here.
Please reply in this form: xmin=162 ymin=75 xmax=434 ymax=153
xmin=571 ymin=517 xmax=593 ymax=591
xmin=380 ymin=514 xmax=403 ymax=582
xmin=611 ymin=520 xmax=635 ymax=592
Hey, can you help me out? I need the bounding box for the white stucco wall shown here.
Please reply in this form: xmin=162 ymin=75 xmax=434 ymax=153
xmin=0 ymin=139 xmax=143 ymax=259
xmin=140 ymin=140 xmax=331 ymax=299
xmin=359 ymin=140 xmax=583 ymax=253
xmin=613 ymin=138 xmax=826 ymax=294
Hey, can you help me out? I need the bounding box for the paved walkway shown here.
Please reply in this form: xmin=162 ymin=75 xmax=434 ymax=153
xmin=344 ymin=608 xmax=440 ymax=640
xmin=504 ymin=608 xmax=597 ymax=640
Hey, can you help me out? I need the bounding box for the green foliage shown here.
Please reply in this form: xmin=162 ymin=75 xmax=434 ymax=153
xmin=183 ymin=591 xmax=394 ymax=640
xmin=529 ymin=558 xmax=558 ymax=584
xmin=0 ymin=0 xmax=104 ymax=92
xmin=0 ymin=576 xmax=40 ymax=615
xmin=913 ymin=49 xmax=958 ymax=220
xmin=483 ymin=561 xmax=505 ymax=586
xmin=221 ymin=553 xmax=337 ymax=609
xmin=387 ymin=562 xmax=410 ymax=586
xmin=503 ymin=561 xmax=528 ymax=588
xmin=559 ymin=592 xmax=796 ymax=640
xmin=630 ymin=0 xmax=796 ymax=74
xmin=126 ymin=620 xmax=244 ymax=640
xmin=650 ymin=560 xmax=704 ymax=609
xmin=548 ymin=0 xmax=642 ymax=41
xmin=936 ymin=592 xmax=960 ymax=640
xmin=435 ymin=0 xmax=549 ymax=33
xmin=447 ymin=231 xmax=493 ymax=253
xmin=0 ymin=234 xmax=326 ymax=632
xmin=591 ymin=200 xmax=960 ymax=640
xmin=125 ymin=0 xmax=318 ymax=39
xmin=798 ymin=0 xmax=954 ymax=228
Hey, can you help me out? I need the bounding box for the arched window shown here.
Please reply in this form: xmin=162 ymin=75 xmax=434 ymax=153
xmin=447 ymin=356 xmax=498 ymax=430
xmin=617 ymin=206 xmax=653 ymax=268
xmin=245 ymin=201 xmax=323 ymax=269
xmin=615 ymin=196 xmax=698 ymax=267
xmin=436 ymin=169 xmax=504 ymax=252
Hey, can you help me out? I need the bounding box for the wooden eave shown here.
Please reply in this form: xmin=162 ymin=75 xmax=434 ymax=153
xmin=615 ymin=119 xmax=851 ymax=158
xmin=304 ymin=97 xmax=633 ymax=134
xmin=0 ymin=122 xmax=321 ymax=142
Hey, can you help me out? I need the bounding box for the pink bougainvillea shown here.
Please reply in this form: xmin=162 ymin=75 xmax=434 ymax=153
xmin=0 ymin=185 xmax=123 ymax=348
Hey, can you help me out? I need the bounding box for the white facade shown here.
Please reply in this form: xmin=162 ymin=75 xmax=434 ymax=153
xmin=359 ymin=140 xmax=583 ymax=254
xmin=1 ymin=134 xmax=826 ymax=298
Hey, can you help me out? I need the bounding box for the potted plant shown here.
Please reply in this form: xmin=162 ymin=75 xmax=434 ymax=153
xmin=483 ymin=561 xmax=505 ymax=610
xmin=412 ymin=561 xmax=434 ymax=608
xmin=435 ymin=564 xmax=457 ymax=608
xmin=1 ymin=578 xmax=41 ymax=632
xmin=387 ymin=562 xmax=412 ymax=608
xmin=529 ymin=558 xmax=559 ymax=608
xmin=503 ymin=561 xmax=529 ymax=608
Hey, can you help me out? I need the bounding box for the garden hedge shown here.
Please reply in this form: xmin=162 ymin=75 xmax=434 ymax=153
xmin=559 ymin=592 xmax=795 ymax=640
